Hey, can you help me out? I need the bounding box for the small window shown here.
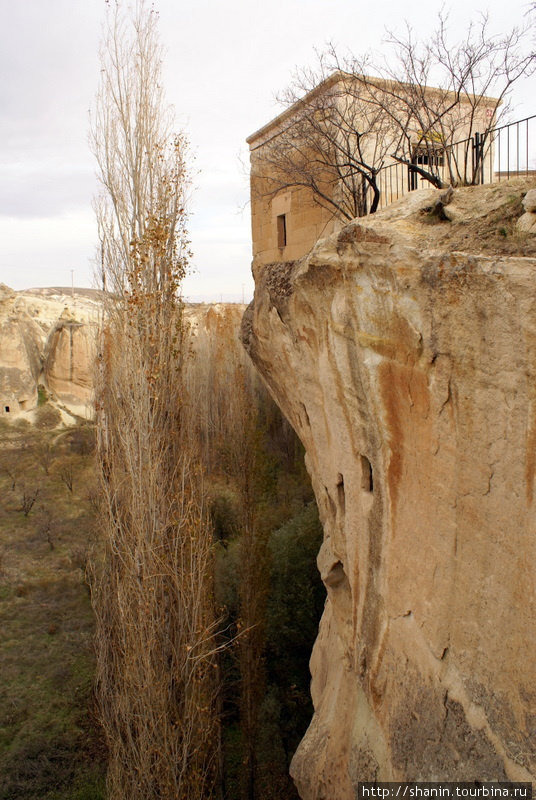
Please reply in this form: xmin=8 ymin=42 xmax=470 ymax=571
xmin=4 ymin=406 xmax=9 ymax=413
xmin=411 ymin=143 xmax=444 ymax=169
xmin=410 ymin=145 xmax=444 ymax=189
xmin=277 ymin=214 xmax=287 ymax=248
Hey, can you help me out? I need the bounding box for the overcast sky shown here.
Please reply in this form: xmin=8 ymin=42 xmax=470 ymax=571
xmin=0 ymin=0 xmax=534 ymax=301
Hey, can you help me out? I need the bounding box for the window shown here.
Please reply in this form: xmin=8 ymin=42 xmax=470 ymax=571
xmin=409 ymin=144 xmax=445 ymax=190
xmin=4 ymin=406 xmax=9 ymax=413
xmin=412 ymin=146 xmax=444 ymax=168
xmin=277 ymin=214 xmax=287 ymax=248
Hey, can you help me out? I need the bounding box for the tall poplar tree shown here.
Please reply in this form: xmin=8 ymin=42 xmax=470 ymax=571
xmin=89 ymin=3 xmax=219 ymax=798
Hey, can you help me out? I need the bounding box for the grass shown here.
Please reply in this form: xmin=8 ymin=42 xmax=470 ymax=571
xmin=0 ymin=422 xmax=106 ymax=800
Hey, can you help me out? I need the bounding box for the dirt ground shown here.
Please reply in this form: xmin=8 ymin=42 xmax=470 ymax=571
xmin=378 ymin=176 xmax=536 ymax=257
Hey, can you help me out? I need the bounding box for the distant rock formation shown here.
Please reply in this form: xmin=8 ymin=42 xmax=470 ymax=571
xmin=242 ymin=179 xmax=536 ymax=796
xmin=0 ymin=286 xmax=101 ymax=421
xmin=43 ymin=315 xmax=96 ymax=417
xmin=0 ymin=288 xmax=245 ymax=424
xmin=0 ymin=284 xmax=44 ymax=415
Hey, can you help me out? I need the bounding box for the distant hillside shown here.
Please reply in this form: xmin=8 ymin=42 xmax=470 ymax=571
xmin=0 ymin=286 xmax=246 ymax=426
xmin=23 ymin=287 xmax=105 ymax=302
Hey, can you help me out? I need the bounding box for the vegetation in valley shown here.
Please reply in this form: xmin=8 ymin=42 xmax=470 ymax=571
xmin=0 ymin=417 xmax=105 ymax=800
xmin=1 ymin=3 xmax=326 ymax=798
xmin=187 ymin=306 xmax=325 ymax=799
xmin=0 ymin=325 xmax=325 ymax=800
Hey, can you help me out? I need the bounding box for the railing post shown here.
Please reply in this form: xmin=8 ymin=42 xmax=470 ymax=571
xmin=473 ymin=132 xmax=484 ymax=185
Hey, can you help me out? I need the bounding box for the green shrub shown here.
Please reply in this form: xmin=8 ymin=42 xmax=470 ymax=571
xmin=265 ymin=502 xmax=325 ymax=759
xmin=210 ymin=491 xmax=238 ymax=543
xmin=37 ymin=385 xmax=48 ymax=407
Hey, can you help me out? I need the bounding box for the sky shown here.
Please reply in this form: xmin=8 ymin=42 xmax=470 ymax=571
xmin=0 ymin=0 xmax=534 ymax=302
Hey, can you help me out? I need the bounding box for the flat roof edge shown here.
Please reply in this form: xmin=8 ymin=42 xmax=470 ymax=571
xmin=246 ymin=71 xmax=500 ymax=149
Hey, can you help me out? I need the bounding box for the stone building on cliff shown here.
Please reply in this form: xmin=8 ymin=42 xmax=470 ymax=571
xmin=247 ymin=72 xmax=497 ymax=265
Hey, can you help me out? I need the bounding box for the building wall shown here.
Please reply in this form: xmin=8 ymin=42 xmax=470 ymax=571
xmin=249 ymin=153 xmax=338 ymax=264
xmin=248 ymin=78 xmax=498 ymax=265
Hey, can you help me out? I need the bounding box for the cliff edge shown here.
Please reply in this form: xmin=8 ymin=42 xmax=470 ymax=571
xmin=242 ymin=179 xmax=536 ymax=796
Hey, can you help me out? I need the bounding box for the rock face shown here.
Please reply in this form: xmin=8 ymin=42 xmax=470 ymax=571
xmin=242 ymin=182 xmax=536 ymax=796
xmin=0 ymin=287 xmax=101 ymax=420
xmin=0 ymin=289 xmax=245 ymax=424
xmin=0 ymin=285 xmax=44 ymax=415
xmin=517 ymin=189 xmax=536 ymax=233
xmin=43 ymin=314 xmax=97 ymax=416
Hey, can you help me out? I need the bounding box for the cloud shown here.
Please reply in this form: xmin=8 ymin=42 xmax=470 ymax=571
xmin=0 ymin=211 xmax=97 ymax=290
xmin=1 ymin=0 xmax=532 ymax=296
xmin=0 ymin=161 xmax=96 ymax=218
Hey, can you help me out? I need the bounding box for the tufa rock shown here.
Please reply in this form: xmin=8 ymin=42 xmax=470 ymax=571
xmin=0 ymin=288 xmax=101 ymax=420
xmin=242 ymin=181 xmax=536 ymax=797
xmin=516 ymin=189 xmax=536 ymax=234
xmin=522 ymin=189 xmax=536 ymax=213
xmin=0 ymin=291 xmax=246 ymax=423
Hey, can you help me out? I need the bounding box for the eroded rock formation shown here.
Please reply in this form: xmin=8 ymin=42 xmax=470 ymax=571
xmin=0 ymin=284 xmax=43 ymax=414
xmin=43 ymin=312 xmax=97 ymax=416
xmin=0 ymin=288 xmax=245 ymax=424
xmin=0 ymin=287 xmax=101 ymax=420
xmin=242 ymin=180 xmax=536 ymax=796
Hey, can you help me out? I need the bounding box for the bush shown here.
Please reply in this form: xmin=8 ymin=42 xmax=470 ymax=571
xmin=66 ymin=426 xmax=96 ymax=456
xmin=13 ymin=418 xmax=31 ymax=432
xmin=210 ymin=491 xmax=238 ymax=543
xmin=265 ymin=503 xmax=325 ymax=763
xmin=35 ymin=405 xmax=62 ymax=430
xmin=214 ymin=501 xmax=325 ymax=798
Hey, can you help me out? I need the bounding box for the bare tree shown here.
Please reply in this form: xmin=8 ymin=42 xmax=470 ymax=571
xmin=17 ymin=483 xmax=40 ymax=517
xmin=36 ymin=506 xmax=59 ymax=550
xmin=58 ymin=459 xmax=75 ymax=493
xmin=221 ymin=359 xmax=269 ymax=800
xmin=89 ymin=3 xmax=220 ymax=798
xmin=253 ymin=12 xmax=535 ymax=221
xmin=36 ymin=438 xmax=56 ymax=476
xmin=184 ymin=309 xmax=275 ymax=800
xmin=252 ymin=69 xmax=393 ymax=219
xmin=334 ymin=13 xmax=535 ymax=188
xmin=2 ymin=463 xmax=20 ymax=492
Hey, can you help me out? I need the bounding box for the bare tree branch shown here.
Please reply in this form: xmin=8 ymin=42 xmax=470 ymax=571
xmin=250 ymin=11 xmax=535 ymax=231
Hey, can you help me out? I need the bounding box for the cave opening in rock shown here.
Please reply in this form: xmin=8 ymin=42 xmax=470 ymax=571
xmin=325 ymin=559 xmax=347 ymax=588
xmin=336 ymin=473 xmax=346 ymax=514
xmin=361 ymin=455 xmax=373 ymax=492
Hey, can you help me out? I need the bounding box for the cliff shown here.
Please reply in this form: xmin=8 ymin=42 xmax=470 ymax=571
xmin=0 ymin=289 xmax=245 ymax=424
xmin=242 ymin=179 xmax=536 ymax=796
xmin=0 ymin=286 xmax=101 ymax=420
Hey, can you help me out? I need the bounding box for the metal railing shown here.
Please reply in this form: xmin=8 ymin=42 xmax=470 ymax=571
xmin=491 ymin=115 xmax=536 ymax=180
xmin=375 ymin=114 xmax=536 ymax=211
